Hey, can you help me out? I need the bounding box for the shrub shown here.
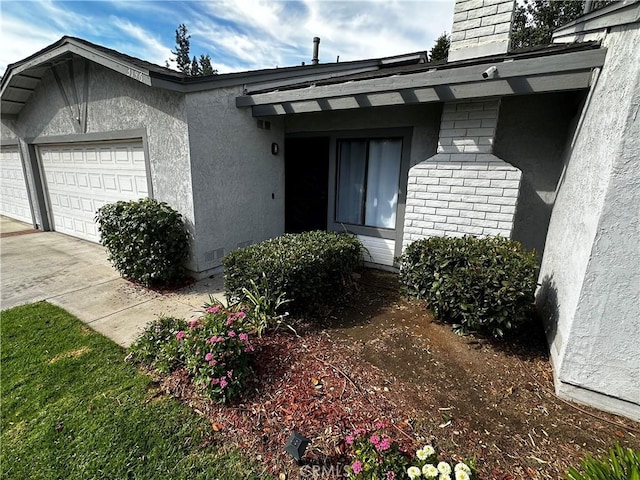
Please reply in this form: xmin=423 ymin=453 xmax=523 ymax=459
xmin=179 ymin=305 xmax=254 ymax=403
xmin=565 ymin=444 xmax=640 ymax=480
xmin=95 ymin=198 xmax=189 ymax=286
xmin=127 ymin=316 xmax=186 ymax=373
xmin=399 ymin=236 xmax=538 ymax=337
xmin=223 ymin=231 xmax=364 ymax=316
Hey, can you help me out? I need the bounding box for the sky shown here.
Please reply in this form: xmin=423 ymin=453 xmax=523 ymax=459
xmin=0 ymin=0 xmax=455 ymax=76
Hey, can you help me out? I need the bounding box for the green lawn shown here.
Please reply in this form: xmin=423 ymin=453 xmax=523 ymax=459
xmin=1 ymin=302 xmax=271 ymax=480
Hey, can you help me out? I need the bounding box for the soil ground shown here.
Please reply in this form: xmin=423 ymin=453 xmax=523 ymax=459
xmin=157 ymin=269 xmax=640 ymax=479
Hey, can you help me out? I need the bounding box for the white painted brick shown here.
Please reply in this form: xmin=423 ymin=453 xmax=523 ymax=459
xmin=437 ymin=162 xmax=463 ymax=170
xmin=481 ymin=11 xmax=513 ymax=26
xmin=438 ymin=146 xmax=464 ymax=154
xmin=405 ymin=212 xmax=423 ymax=220
xmin=500 ymin=205 xmax=515 ymax=214
xmin=440 ymin=178 xmax=465 ymax=186
xmin=481 ymin=118 xmax=498 ymax=128
xmin=505 ymin=171 xmax=521 ymax=180
xmin=479 ymin=137 xmax=494 ymax=145
xmin=410 ymin=184 xmax=427 ymax=192
xmin=462 ymin=194 xmax=489 ymax=203
xmin=442 ymin=103 xmax=457 ymax=113
xmin=484 ymin=0 xmax=513 ymax=7
xmin=468 ymin=110 xmax=498 ymax=120
xmin=476 ymin=187 xmax=503 ymax=196
xmin=484 ymin=228 xmax=508 ymax=236
xmin=440 ymin=121 xmax=455 ymax=130
xmin=423 ymin=200 xmax=449 ymax=209
xmin=454 ymin=0 xmax=484 ymax=13
xmin=466 ymin=127 xmax=495 ymax=136
xmin=471 ymin=218 xmax=498 ymax=228
xmin=478 ymin=170 xmax=507 ymax=179
xmin=460 ymin=209 xmax=486 ymax=219
xmin=424 ymin=214 xmax=448 ymax=223
xmin=449 ymin=201 xmax=474 ymax=210
xmin=489 ymin=163 xmax=519 ymax=171
xmin=440 ymin=128 xmax=468 ymax=138
xmin=454 ymin=119 xmax=482 ymax=128
xmin=463 ymin=178 xmax=491 ymax=187
xmin=404 ymin=227 xmax=423 ymax=235
xmin=448 ymin=216 xmax=472 ymax=226
xmin=453 ymin=18 xmax=482 ymax=30
xmin=448 ymin=231 xmax=467 ymax=238
xmin=422 ymin=229 xmax=446 ymax=237
xmin=416 ymin=176 xmax=440 ymax=185
xmin=429 ymin=167 xmax=453 ymax=178
xmin=474 ymin=203 xmax=501 ymax=213
xmin=465 ymin=25 xmax=496 ymax=39
xmin=449 ymin=37 xmax=480 ymax=49
xmin=457 ymin=225 xmax=484 ymax=235
xmin=502 ymin=188 xmax=519 ymax=198
xmin=408 ymin=176 xmax=417 ymax=184
xmin=453 ymin=10 xmax=468 ymax=22
xmin=467 ymin=4 xmax=498 ymax=20
xmin=464 ymin=145 xmax=492 ymax=153
xmin=444 ymin=111 xmax=471 ymax=121
xmin=453 ymin=169 xmax=478 ymax=178
xmin=451 ymin=153 xmax=477 ymax=162
xmin=437 ymin=193 xmax=464 ymax=202
xmin=415 ymin=191 xmax=439 ymax=200
xmin=435 ymin=222 xmax=457 ymax=231
xmin=490 ymin=179 xmax=520 ymax=188
xmin=461 ymin=163 xmax=489 ymax=171
xmin=488 ymin=196 xmax=517 ymax=205
xmin=427 ymin=184 xmax=452 ymax=194
xmin=451 ymin=186 xmax=477 ymax=195
xmin=455 ymin=102 xmax=485 ymax=112
xmin=453 ymin=138 xmax=479 ymax=147
xmin=414 ymin=206 xmax=437 ymax=214
xmin=405 ymin=205 xmax=414 ymax=213
xmin=438 ymin=137 xmax=454 ymax=147
xmin=486 ymin=212 xmax=513 ymax=222
xmin=497 ymin=0 xmax=515 ymax=13
xmin=494 ymin=22 xmax=512 ymax=34
xmin=436 ymin=208 xmax=461 ymax=217
xmin=497 ymin=221 xmax=513 ymax=230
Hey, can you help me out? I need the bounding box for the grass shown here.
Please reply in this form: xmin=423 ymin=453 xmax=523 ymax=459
xmin=1 ymin=302 xmax=272 ymax=480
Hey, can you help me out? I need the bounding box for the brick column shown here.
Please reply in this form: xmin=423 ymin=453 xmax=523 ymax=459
xmin=402 ymin=99 xmax=522 ymax=248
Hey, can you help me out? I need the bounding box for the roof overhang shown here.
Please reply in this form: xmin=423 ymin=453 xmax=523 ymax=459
xmin=553 ymin=0 xmax=640 ymax=43
xmin=236 ymin=48 xmax=607 ymax=117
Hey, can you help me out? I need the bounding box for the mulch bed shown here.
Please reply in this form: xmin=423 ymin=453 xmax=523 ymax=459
xmin=150 ymin=269 xmax=640 ymax=479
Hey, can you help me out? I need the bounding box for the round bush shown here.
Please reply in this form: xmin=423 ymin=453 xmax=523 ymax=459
xmin=399 ymin=236 xmax=538 ymax=338
xmin=95 ymin=198 xmax=189 ymax=286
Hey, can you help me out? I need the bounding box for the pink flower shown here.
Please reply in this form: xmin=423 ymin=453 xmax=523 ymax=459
xmin=237 ymin=311 xmax=246 ymax=318
xmin=227 ymin=370 xmax=233 ymax=378
xmin=211 ymin=377 xmax=219 ymax=385
xmin=239 ymin=333 xmax=249 ymax=342
xmin=205 ymin=305 xmax=221 ymax=314
xmin=176 ymin=331 xmax=185 ymax=340
xmin=220 ymin=378 xmax=228 ymax=388
xmin=370 ymin=434 xmax=380 ymax=446
xmin=375 ymin=421 xmax=386 ymax=429
xmin=188 ymin=318 xmax=199 ymax=329
xmin=209 ymin=360 xmax=217 ymax=367
xmin=205 ymin=352 xmax=213 ymax=361
xmin=352 ymin=460 xmax=363 ymax=475
xmin=386 ymin=471 xmax=396 ymax=480
xmin=226 ymin=315 xmax=236 ymax=326
xmin=207 ymin=336 xmax=224 ymax=344
xmin=376 ymin=437 xmax=391 ymax=452
xmin=345 ymin=435 xmax=354 ymax=445
xmin=227 ymin=330 xmax=236 ymax=337
xmin=244 ymin=345 xmax=255 ymax=353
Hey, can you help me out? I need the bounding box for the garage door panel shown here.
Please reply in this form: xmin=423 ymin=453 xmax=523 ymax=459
xmin=40 ymin=141 xmax=147 ymax=242
xmin=0 ymin=147 xmax=32 ymax=224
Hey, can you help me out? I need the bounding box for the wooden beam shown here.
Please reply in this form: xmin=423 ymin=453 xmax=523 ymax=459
xmin=237 ymin=48 xmax=606 ymax=108
xmin=250 ymin=71 xmax=592 ymax=116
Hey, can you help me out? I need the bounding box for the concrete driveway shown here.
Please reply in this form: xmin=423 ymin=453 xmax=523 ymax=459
xmin=0 ymin=216 xmax=225 ymax=347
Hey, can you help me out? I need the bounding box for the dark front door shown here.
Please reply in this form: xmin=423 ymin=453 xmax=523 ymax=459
xmin=285 ymin=137 xmax=330 ymax=233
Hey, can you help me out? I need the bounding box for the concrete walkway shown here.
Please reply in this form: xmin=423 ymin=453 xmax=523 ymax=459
xmin=0 ymin=216 xmax=225 ymax=347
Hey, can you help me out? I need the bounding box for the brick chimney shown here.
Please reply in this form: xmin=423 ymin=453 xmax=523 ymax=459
xmin=448 ymin=0 xmax=516 ymax=62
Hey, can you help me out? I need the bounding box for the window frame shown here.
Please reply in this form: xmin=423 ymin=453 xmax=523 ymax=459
xmin=326 ymin=127 xmax=412 ymax=242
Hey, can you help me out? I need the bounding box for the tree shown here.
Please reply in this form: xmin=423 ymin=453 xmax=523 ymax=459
xmin=511 ymin=0 xmax=614 ymax=49
xmin=199 ymin=54 xmax=217 ymax=75
xmin=171 ymin=24 xmax=192 ymax=75
xmin=169 ymin=24 xmax=217 ymax=76
xmin=429 ymin=32 xmax=450 ymax=62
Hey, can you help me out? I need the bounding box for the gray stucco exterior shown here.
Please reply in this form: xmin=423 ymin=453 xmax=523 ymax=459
xmin=538 ymin=23 xmax=640 ymax=420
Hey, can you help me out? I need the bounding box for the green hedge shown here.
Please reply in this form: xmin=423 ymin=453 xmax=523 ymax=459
xmin=95 ymin=198 xmax=189 ymax=286
xmin=399 ymin=236 xmax=538 ymax=337
xmin=223 ymin=231 xmax=364 ymax=316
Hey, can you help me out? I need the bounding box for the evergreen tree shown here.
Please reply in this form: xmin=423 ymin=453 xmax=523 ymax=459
xmin=511 ymin=0 xmax=614 ymax=49
xmin=190 ymin=56 xmax=201 ymax=76
xmin=199 ymin=54 xmax=217 ymax=75
xmin=429 ymin=32 xmax=450 ymax=62
xmin=171 ymin=23 xmax=192 ymax=75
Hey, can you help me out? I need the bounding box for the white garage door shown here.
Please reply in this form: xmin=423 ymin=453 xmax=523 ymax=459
xmin=0 ymin=146 xmax=32 ymax=224
xmin=39 ymin=141 xmax=148 ymax=242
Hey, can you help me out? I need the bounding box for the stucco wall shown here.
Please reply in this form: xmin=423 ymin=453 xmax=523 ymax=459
xmin=537 ymin=24 xmax=640 ymax=420
xmin=284 ymin=104 xmax=442 ymax=168
xmin=3 ymin=59 xmax=196 ymax=270
xmin=494 ymin=91 xmax=586 ymax=257
xmin=186 ymin=86 xmax=285 ymax=274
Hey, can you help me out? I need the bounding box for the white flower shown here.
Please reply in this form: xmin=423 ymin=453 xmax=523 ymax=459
xmin=423 ymin=445 xmax=435 ymax=457
xmin=407 ymin=466 xmax=422 ymax=479
xmin=455 ymin=471 xmax=470 ymax=480
xmin=439 ymin=475 xmax=451 ymax=480
xmin=437 ymin=462 xmax=452 ymax=475
xmin=416 ymin=448 xmax=428 ymax=461
xmin=422 ymin=464 xmax=439 ymax=478
xmin=454 ymin=463 xmax=471 ymax=474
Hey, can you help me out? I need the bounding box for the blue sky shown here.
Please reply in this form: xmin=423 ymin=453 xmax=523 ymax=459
xmin=1 ymin=0 xmax=455 ymax=75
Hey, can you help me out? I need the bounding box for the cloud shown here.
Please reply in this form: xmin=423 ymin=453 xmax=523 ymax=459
xmin=109 ymin=17 xmax=173 ymax=66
